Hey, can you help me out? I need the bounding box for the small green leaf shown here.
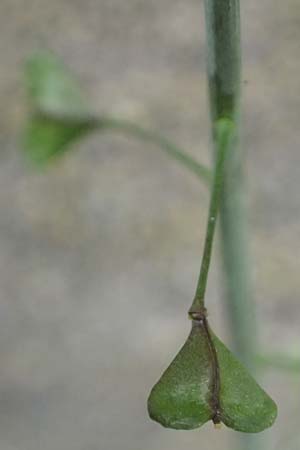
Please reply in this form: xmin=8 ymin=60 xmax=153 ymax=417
xmin=25 ymin=52 xmax=91 ymax=119
xmin=22 ymin=52 xmax=210 ymax=181
xmin=148 ymin=320 xmax=277 ymax=433
xmin=23 ymin=52 xmax=97 ymax=165
xmin=23 ymin=116 xmax=95 ymax=166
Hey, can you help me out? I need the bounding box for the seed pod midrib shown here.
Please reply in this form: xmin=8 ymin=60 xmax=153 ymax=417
xmin=192 ymin=317 xmax=221 ymax=424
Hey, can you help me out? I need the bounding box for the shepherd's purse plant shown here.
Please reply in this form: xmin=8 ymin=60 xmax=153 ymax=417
xmin=20 ymin=0 xmax=289 ymax=444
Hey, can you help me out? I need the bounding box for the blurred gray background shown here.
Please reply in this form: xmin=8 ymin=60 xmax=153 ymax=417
xmin=1 ymin=1 xmax=300 ymax=449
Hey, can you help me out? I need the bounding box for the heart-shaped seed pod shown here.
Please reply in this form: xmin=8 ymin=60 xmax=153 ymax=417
xmin=148 ymin=317 xmax=277 ymax=433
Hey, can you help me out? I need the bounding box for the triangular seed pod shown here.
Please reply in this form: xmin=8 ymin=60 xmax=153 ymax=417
xmin=148 ymin=319 xmax=277 ymax=433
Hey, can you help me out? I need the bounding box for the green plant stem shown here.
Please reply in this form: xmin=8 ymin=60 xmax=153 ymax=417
xmin=190 ymin=119 xmax=234 ymax=314
xmin=204 ymin=2 xmax=258 ymax=449
xmin=256 ymin=353 xmax=300 ymax=374
xmin=204 ymin=0 xmax=256 ymax=369
xmin=95 ymin=116 xmax=211 ymax=183
xmin=36 ymin=110 xmax=211 ymax=184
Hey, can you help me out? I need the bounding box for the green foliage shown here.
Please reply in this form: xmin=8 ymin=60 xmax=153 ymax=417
xmin=23 ymin=52 xmax=97 ymax=166
xmin=148 ymin=320 xmax=277 ymax=433
xmin=23 ymin=115 xmax=95 ymax=165
xmin=22 ymin=51 xmax=279 ymax=439
xmin=25 ymin=52 xmax=91 ymax=119
xmin=23 ymin=52 xmax=210 ymax=179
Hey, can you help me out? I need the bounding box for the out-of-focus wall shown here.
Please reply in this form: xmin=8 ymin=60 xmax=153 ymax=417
xmin=0 ymin=1 xmax=299 ymax=449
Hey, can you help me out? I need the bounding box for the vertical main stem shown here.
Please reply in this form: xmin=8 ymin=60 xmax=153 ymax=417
xmin=204 ymin=0 xmax=256 ymax=370
xmin=203 ymin=1 xmax=259 ymax=449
